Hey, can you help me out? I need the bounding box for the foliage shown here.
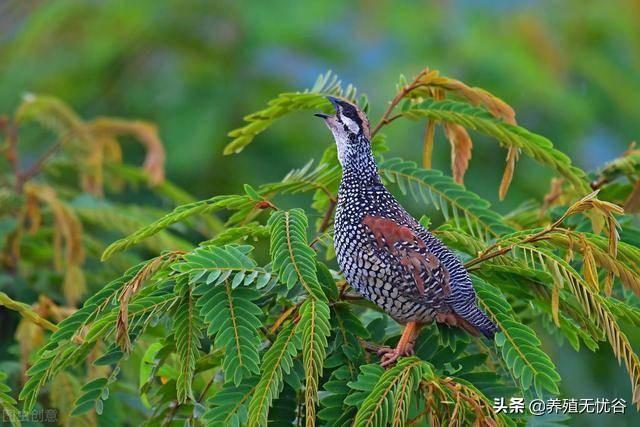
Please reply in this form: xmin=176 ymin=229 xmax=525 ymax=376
xmin=2 ymin=67 xmax=640 ymax=427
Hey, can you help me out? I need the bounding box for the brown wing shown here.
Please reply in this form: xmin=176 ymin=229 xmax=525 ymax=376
xmin=362 ymin=215 xmax=451 ymax=298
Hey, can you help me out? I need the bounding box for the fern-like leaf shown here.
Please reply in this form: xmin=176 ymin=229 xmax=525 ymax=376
xmin=319 ymin=366 xmax=357 ymax=427
xmin=224 ymin=71 xmax=359 ymax=155
xmin=101 ymin=194 xmax=253 ymax=260
xmin=473 ymin=276 xmax=561 ymax=396
xmin=173 ymin=280 xmax=203 ymax=403
xmin=260 ymin=160 xmax=340 ymax=201
xmin=0 ymin=372 xmax=21 ymax=427
xmin=402 ymin=99 xmax=591 ymax=194
xmin=351 ymin=358 xmax=424 ymax=427
xmin=298 ymin=298 xmax=331 ymax=426
xmin=198 ymin=282 xmax=262 ymax=385
xmin=18 ymin=262 xmax=144 ymax=412
xmin=172 ymin=244 xmax=271 ymax=287
xmin=200 ymin=223 xmax=270 ymax=247
xmin=268 ymin=209 xmax=326 ymax=300
xmin=173 ymin=245 xmax=268 ymax=385
xmin=203 ymin=379 xmax=257 ymax=427
xmin=514 ymin=244 xmax=640 ymax=405
xmin=71 ymin=371 xmax=118 ymax=417
xmin=248 ymin=322 xmax=301 ymax=426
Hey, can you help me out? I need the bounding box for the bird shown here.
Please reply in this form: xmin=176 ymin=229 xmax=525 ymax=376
xmin=315 ymin=96 xmax=498 ymax=366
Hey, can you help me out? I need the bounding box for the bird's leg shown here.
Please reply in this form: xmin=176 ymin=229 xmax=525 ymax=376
xmin=378 ymin=321 xmax=422 ymax=367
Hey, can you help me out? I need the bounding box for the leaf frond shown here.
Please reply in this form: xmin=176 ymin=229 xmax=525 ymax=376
xmin=224 ymin=71 xmax=360 ymax=155
xmin=402 ymin=99 xmax=591 ymax=195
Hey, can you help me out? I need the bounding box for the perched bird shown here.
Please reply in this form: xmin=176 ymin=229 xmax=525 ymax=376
xmin=316 ymin=96 xmax=497 ymax=366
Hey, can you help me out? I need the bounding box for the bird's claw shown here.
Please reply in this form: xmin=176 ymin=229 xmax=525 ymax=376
xmin=377 ymin=342 xmax=416 ymax=367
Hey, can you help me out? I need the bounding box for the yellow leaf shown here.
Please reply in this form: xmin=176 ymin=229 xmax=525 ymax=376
xmin=541 ymin=178 xmax=565 ymax=214
xmin=64 ymin=264 xmax=86 ymax=307
xmin=604 ymin=273 xmax=614 ymax=297
xmin=444 ymin=123 xmax=472 ymax=184
xmin=498 ymin=147 xmax=518 ymax=200
xmin=422 ymin=120 xmax=436 ymax=169
xmin=607 ymin=216 xmax=619 ymax=259
xmin=90 ymin=119 xmax=166 ymax=186
xmin=581 ymin=239 xmax=599 ymax=292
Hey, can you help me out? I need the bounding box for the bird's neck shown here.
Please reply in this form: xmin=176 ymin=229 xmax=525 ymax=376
xmin=340 ymin=143 xmax=381 ymax=187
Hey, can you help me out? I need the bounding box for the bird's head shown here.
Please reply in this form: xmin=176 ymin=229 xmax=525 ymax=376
xmin=315 ymin=96 xmax=371 ymax=166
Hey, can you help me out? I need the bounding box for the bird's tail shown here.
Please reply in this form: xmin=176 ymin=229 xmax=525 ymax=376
xmin=453 ymin=304 xmax=498 ymax=339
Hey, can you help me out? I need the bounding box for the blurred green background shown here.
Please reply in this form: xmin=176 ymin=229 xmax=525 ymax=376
xmin=2 ymin=0 xmax=639 ymax=424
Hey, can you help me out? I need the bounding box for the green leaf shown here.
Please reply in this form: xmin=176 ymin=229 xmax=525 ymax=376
xmin=473 ymin=276 xmax=561 ymax=395
xmin=248 ymin=322 xmax=301 ymax=426
xmin=351 ymin=358 xmax=425 ymax=427
xmin=200 ymin=223 xmax=270 ymax=247
xmin=268 ymin=209 xmax=326 ymax=300
xmin=71 ymin=374 xmax=114 ymax=417
xmin=173 ymin=244 xmax=271 ymax=287
xmin=298 ymin=298 xmax=331 ymax=424
xmin=402 ymin=99 xmax=591 ymax=195
xmin=0 ymin=372 xmax=21 ymax=427
xmin=224 ymin=71 xmax=359 ymax=155
xmin=19 ymin=262 xmax=145 ymax=412
xmin=198 ymin=281 xmax=262 ymax=386
xmin=101 ymin=194 xmax=253 ymax=260
xmin=203 ymin=379 xmax=257 ymax=427
xmin=319 ymin=366 xmax=357 ymax=427
xmin=259 ymin=160 xmax=340 ymax=201
xmin=173 ymin=280 xmax=203 ymax=403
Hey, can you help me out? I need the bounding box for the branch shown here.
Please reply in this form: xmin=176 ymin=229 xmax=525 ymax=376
xmin=464 ymin=224 xmax=559 ymax=269
xmin=370 ymin=69 xmax=430 ymax=138
xmin=319 ymin=198 xmax=336 ymax=233
xmin=17 ymin=139 xmax=64 ymax=187
xmin=0 ymin=117 xmax=20 ymax=190
xmin=465 ymin=191 xmax=614 ymax=268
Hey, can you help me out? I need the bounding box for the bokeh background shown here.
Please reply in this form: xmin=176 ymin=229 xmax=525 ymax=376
xmin=2 ymin=0 xmax=639 ymax=425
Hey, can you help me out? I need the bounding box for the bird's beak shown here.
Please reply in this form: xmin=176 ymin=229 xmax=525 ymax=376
xmin=326 ymin=96 xmax=341 ymax=111
xmin=314 ymin=96 xmax=341 ymax=120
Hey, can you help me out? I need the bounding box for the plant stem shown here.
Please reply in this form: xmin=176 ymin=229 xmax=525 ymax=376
xmin=465 ymin=218 xmax=567 ymax=269
xmin=370 ymin=69 xmax=429 ymax=138
xmin=318 ymin=198 xmax=336 ymax=233
xmin=17 ymin=139 xmax=64 ymax=188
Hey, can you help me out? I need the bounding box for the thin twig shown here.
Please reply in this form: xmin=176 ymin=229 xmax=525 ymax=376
xmin=162 ymin=401 xmax=180 ymax=427
xmin=338 ymin=281 xmax=349 ymax=298
xmin=358 ymin=339 xmax=387 ymax=354
xmin=17 ymin=139 xmax=65 ymax=190
xmin=465 ymin=217 xmax=567 ymax=269
xmin=370 ymin=69 xmax=430 ymax=138
xmin=1 ymin=117 xmax=20 ymax=191
xmin=269 ymin=303 xmax=300 ymax=334
xmin=319 ymin=198 xmax=336 ymax=233
xmin=197 ymin=376 xmax=216 ymax=403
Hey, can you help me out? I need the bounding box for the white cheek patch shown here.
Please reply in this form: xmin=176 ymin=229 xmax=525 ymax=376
xmin=341 ymin=116 xmax=360 ymax=134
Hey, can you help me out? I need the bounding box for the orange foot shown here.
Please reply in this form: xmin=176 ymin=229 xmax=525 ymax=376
xmin=377 ymin=321 xmax=421 ymax=368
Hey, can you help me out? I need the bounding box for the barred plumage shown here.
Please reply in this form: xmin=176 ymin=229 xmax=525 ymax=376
xmin=318 ymin=97 xmax=496 ymax=365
